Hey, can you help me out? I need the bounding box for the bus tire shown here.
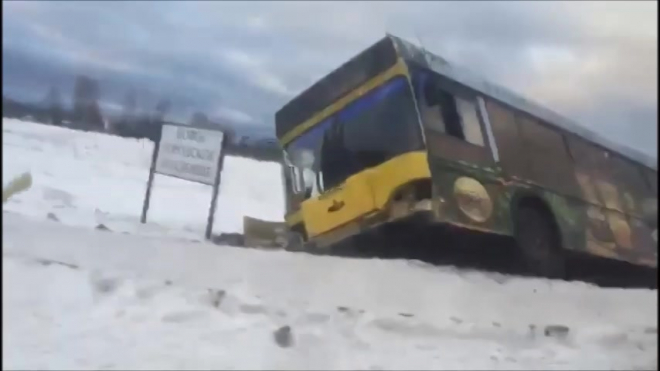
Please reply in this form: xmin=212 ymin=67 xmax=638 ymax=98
xmin=514 ymin=203 xmax=567 ymax=279
xmin=284 ymin=231 xmax=305 ymax=252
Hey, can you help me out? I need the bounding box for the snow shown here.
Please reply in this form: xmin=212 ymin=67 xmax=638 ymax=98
xmin=2 ymin=119 xmax=658 ymax=370
xmin=2 ymin=118 xmax=285 ymax=239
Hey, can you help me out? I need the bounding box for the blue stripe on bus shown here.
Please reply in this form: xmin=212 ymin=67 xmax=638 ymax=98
xmin=289 ymin=76 xmax=405 ymax=150
xmin=337 ymin=77 xmax=405 ymax=122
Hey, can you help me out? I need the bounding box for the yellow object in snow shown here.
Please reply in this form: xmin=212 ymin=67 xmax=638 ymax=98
xmin=3 ymin=172 xmax=32 ymax=204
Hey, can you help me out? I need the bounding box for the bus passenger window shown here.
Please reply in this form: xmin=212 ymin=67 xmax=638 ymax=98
xmin=422 ymin=82 xmax=485 ymax=147
xmin=419 ymin=82 xmax=446 ymax=133
xmin=436 ymin=90 xmax=465 ymax=140
xmin=456 ymin=97 xmax=485 ymax=146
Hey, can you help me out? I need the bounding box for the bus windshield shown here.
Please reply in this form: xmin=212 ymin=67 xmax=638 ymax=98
xmin=285 ymin=76 xmax=424 ymax=198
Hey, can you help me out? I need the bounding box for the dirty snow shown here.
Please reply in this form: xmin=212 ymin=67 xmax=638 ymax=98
xmin=2 ymin=119 xmax=658 ymax=370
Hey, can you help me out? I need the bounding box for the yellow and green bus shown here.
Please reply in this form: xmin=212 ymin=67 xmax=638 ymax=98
xmin=276 ymin=35 xmax=657 ymax=278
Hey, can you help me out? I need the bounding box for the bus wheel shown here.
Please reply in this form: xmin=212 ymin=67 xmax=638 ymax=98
xmin=284 ymin=231 xmax=305 ymax=252
xmin=515 ymin=204 xmax=567 ymax=279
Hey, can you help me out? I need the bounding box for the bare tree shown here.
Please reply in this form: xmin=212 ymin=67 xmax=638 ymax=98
xmin=43 ymin=86 xmax=64 ymax=126
xmin=121 ymin=88 xmax=138 ymax=127
xmin=190 ymin=111 xmax=210 ymax=127
xmin=72 ymin=75 xmax=104 ymax=131
xmin=153 ymin=98 xmax=171 ymax=123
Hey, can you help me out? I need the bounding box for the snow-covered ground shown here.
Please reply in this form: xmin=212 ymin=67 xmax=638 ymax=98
xmin=2 ymin=118 xmax=284 ymax=239
xmin=2 ymin=119 xmax=658 ymax=370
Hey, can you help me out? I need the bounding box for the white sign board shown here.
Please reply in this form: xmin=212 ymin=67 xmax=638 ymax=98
xmin=155 ymin=124 xmax=225 ymax=185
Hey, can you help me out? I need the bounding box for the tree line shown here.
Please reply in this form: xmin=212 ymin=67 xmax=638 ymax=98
xmin=2 ymin=74 xmax=283 ymax=163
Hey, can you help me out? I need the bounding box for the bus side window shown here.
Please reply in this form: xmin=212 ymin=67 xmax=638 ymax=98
xmin=456 ymin=97 xmax=485 ymax=147
xmin=436 ymin=90 xmax=465 ymax=140
xmin=418 ymin=77 xmax=446 ymax=133
xmin=422 ymin=79 xmax=485 ymax=147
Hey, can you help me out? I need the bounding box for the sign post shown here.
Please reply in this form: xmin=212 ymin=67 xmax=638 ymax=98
xmin=140 ymin=138 xmax=160 ymax=224
xmin=205 ymin=134 xmax=228 ymax=240
xmin=141 ymin=123 xmax=227 ymax=240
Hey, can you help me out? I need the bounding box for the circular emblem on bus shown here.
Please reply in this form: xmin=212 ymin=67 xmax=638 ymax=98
xmin=607 ymin=212 xmax=633 ymax=250
xmin=453 ymin=177 xmax=493 ymax=223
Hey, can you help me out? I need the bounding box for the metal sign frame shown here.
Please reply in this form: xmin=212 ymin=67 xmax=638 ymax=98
xmin=140 ymin=122 xmax=228 ymax=240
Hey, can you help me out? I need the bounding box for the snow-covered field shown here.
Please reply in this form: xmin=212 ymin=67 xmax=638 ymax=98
xmin=2 ymin=119 xmax=658 ymax=370
xmin=2 ymin=119 xmax=284 ymax=239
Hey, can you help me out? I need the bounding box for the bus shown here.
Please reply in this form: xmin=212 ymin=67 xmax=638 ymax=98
xmin=275 ymin=34 xmax=657 ymax=278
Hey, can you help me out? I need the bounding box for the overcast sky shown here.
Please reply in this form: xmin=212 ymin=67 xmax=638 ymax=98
xmin=2 ymin=1 xmax=657 ymax=156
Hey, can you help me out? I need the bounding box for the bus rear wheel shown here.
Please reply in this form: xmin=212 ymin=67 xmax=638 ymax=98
xmin=515 ymin=204 xmax=567 ymax=279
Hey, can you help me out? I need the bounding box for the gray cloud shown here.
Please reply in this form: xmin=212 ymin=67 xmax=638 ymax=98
xmin=2 ymin=1 xmax=657 ymax=155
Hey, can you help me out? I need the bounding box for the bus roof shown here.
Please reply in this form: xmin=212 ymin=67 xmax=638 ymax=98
xmin=388 ymin=35 xmax=657 ymax=171
xmin=275 ymin=37 xmax=398 ymax=141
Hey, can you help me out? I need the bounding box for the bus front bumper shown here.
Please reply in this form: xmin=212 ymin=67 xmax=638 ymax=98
xmin=310 ymin=199 xmax=437 ymax=249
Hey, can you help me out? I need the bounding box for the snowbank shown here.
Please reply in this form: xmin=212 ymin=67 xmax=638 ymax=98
xmin=2 ymin=118 xmax=285 ymax=239
xmin=2 ymin=119 xmax=658 ymax=370
xmin=4 ymin=214 xmax=658 ymax=370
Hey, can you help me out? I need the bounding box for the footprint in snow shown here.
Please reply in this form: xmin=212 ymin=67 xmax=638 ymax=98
xmin=204 ymin=289 xmax=226 ymax=308
xmin=35 ymin=258 xmax=78 ymax=270
xmin=273 ymin=325 xmax=294 ymax=348
xmin=95 ymin=223 xmax=111 ymax=232
xmin=89 ymin=273 xmax=122 ymax=296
